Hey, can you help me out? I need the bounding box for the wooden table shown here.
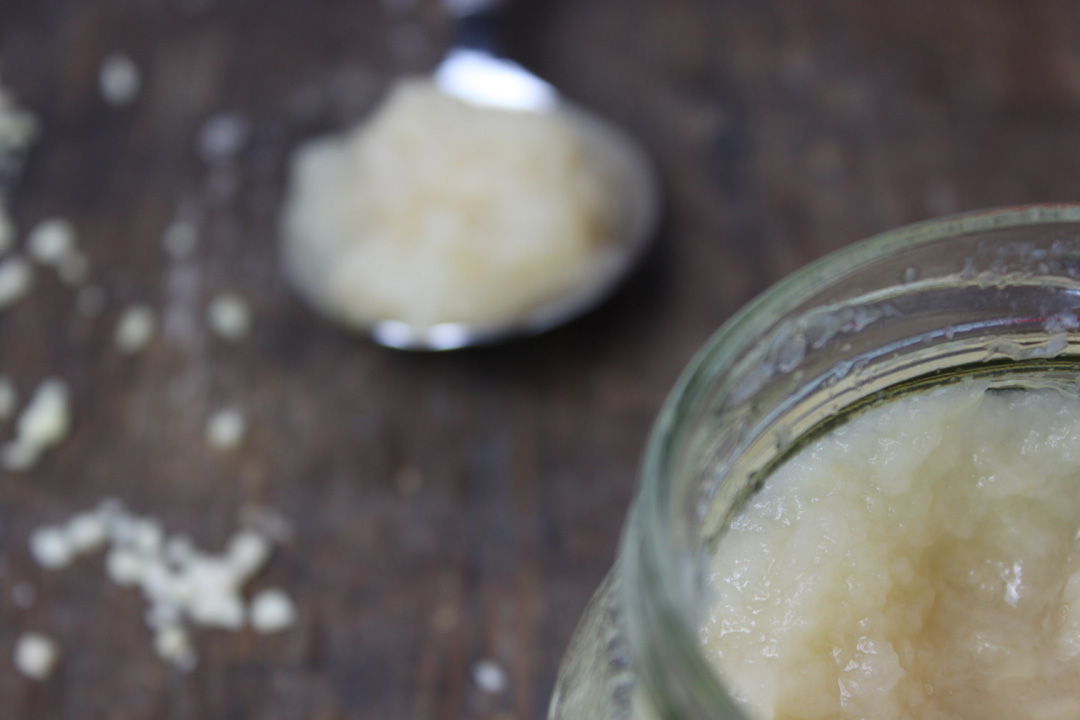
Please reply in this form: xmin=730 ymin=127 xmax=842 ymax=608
xmin=2 ymin=0 xmax=1080 ymax=717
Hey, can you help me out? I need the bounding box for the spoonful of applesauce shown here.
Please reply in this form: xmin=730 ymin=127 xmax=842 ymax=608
xmin=280 ymin=0 xmax=660 ymax=350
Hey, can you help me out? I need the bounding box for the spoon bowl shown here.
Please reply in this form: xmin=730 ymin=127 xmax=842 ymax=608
xmin=366 ymin=3 xmax=661 ymax=351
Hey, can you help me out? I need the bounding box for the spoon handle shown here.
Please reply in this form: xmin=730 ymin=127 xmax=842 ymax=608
xmin=442 ymin=0 xmax=505 ymax=56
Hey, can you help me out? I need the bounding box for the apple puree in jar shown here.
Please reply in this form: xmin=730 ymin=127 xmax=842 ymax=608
xmin=702 ymin=380 xmax=1080 ymax=720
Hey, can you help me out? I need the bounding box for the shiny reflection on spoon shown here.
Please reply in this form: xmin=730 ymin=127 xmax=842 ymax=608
xmin=434 ymin=48 xmax=557 ymax=112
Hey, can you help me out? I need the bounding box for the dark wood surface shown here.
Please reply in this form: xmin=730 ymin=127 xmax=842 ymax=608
xmin=2 ymin=0 xmax=1080 ymax=718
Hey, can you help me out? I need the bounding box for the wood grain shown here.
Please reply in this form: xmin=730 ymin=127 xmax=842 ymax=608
xmin=2 ymin=0 xmax=1080 ymax=717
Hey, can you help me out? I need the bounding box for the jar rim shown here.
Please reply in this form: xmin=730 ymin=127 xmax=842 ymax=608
xmin=625 ymin=203 xmax=1080 ymax=719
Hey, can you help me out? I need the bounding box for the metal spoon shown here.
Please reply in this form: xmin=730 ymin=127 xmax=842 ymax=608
xmin=369 ymin=0 xmax=661 ymax=351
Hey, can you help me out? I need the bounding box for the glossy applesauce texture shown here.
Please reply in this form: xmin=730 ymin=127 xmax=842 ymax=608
xmin=702 ymin=380 xmax=1080 ymax=720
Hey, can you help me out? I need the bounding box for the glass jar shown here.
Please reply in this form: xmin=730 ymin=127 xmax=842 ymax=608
xmin=548 ymin=204 xmax=1080 ymax=720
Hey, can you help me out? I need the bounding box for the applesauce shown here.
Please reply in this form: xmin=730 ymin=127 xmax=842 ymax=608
xmin=702 ymin=380 xmax=1080 ymax=720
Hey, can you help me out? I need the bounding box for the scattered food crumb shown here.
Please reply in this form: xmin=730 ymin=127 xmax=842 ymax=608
xmin=65 ymin=512 xmax=108 ymax=553
xmin=0 ymin=256 xmax=33 ymax=308
xmin=14 ymin=632 xmax=59 ymax=681
xmin=26 ymin=218 xmax=88 ymax=284
xmin=178 ymin=559 xmax=247 ymax=629
xmin=129 ymin=517 xmax=165 ymax=555
xmin=11 ymin=581 xmax=35 ymax=608
xmin=145 ymin=601 xmax=181 ymax=630
xmin=105 ymin=546 xmax=145 ymax=586
xmin=0 ymin=79 xmax=35 ymax=298
xmin=227 ymin=530 xmax=271 ymax=579
xmin=153 ymin=624 xmax=196 ymax=671
xmin=205 ymin=408 xmax=246 ymax=450
xmin=2 ymin=379 xmax=72 ymax=471
xmin=207 ymin=293 xmax=252 ymax=340
xmin=250 ymin=588 xmax=297 ymax=633
xmin=29 ymin=500 xmax=289 ymax=669
xmin=75 ymin=285 xmax=106 ymax=317
xmin=29 ymin=526 xmax=74 ymax=569
xmin=164 ymin=534 xmax=195 ymax=565
xmin=0 ymin=374 xmax=16 ymax=420
xmin=114 ymin=304 xmax=156 ymax=353
xmin=198 ymin=112 xmax=250 ymax=164
xmin=0 ymin=79 xmax=39 ymax=155
xmin=26 ymin=218 xmax=75 ymax=266
xmin=161 ymin=220 xmax=198 ymax=259
xmin=473 ymin=659 xmax=509 ymax=694
xmin=17 ymin=380 xmax=70 ymax=446
xmin=99 ymin=53 xmax=141 ymax=106
xmin=130 ymin=525 xmax=165 ymax=557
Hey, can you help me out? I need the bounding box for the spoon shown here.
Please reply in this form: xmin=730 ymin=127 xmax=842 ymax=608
xmin=368 ymin=0 xmax=661 ymax=351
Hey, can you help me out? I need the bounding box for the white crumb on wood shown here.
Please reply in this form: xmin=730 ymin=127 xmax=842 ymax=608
xmin=105 ymin=547 xmax=146 ymax=586
xmin=153 ymin=624 xmax=196 ymax=671
xmin=65 ymin=512 xmax=108 ymax=553
xmin=26 ymin=218 xmax=87 ymax=284
xmin=249 ymin=588 xmax=297 ymax=633
xmin=145 ymin=601 xmax=182 ymax=631
xmin=14 ymin=633 xmax=59 ymax=681
xmin=207 ymin=293 xmax=252 ymax=340
xmin=27 ymin=501 xmax=287 ymax=670
xmin=18 ymin=380 xmax=70 ymax=446
xmin=473 ymin=659 xmax=509 ymax=694
xmin=205 ymin=408 xmax=246 ymax=449
xmin=183 ymin=558 xmax=247 ymax=629
xmin=227 ymin=530 xmax=271 ymax=580
xmin=138 ymin=559 xmax=180 ymax=601
xmin=163 ymin=534 xmax=195 ymax=565
xmin=0 ymin=256 xmax=33 ymax=308
xmin=29 ymin=526 xmax=74 ymax=570
xmin=0 ymin=80 xmax=39 ymax=154
xmin=128 ymin=518 xmax=165 ymax=556
xmin=99 ymin=53 xmax=140 ymax=106
xmin=26 ymin=218 xmax=75 ymax=266
xmin=3 ymin=379 xmax=71 ymax=471
xmin=197 ymin=113 xmax=249 ymax=164
xmin=114 ymin=304 xmax=156 ymax=353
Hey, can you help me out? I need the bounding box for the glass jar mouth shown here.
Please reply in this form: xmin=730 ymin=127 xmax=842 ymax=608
xmin=624 ymin=203 xmax=1080 ymax=719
